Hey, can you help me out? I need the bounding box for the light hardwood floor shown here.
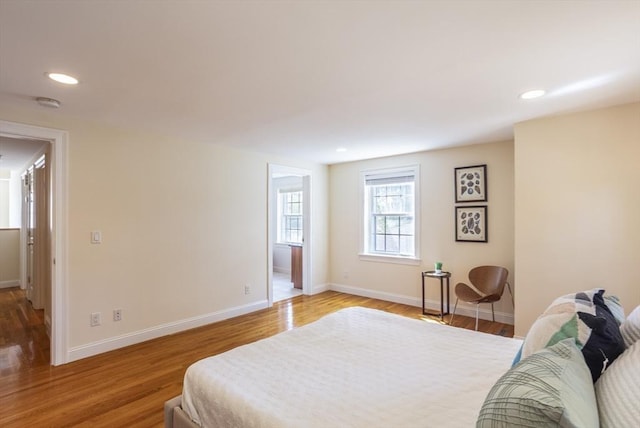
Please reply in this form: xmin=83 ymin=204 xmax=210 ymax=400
xmin=0 ymin=287 xmax=513 ymax=427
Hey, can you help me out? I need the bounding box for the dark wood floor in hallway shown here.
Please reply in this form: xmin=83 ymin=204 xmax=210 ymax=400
xmin=0 ymin=287 xmax=49 ymax=375
xmin=0 ymin=287 xmax=513 ymax=427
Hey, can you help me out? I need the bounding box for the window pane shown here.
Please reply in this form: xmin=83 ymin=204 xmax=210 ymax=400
xmin=403 ymin=195 xmax=414 ymax=212
xmin=373 ymin=186 xmax=387 ymax=197
xmin=375 ymin=234 xmax=386 ymax=252
xmin=385 ymin=235 xmax=399 ymax=253
xmin=400 ymin=235 xmax=414 ymax=254
xmin=374 ymin=216 xmax=385 ymax=233
xmin=373 ymin=195 xmax=386 ymax=213
xmin=387 ymin=185 xmax=402 ymax=195
xmin=385 ymin=216 xmax=399 ymax=234
xmin=400 ymin=216 xmax=413 ymax=234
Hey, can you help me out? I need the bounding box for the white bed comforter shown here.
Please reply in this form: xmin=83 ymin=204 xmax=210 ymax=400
xmin=183 ymin=307 xmax=521 ymax=428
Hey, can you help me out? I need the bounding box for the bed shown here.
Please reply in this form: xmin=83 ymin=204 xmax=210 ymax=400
xmin=165 ymin=306 xmax=522 ymax=428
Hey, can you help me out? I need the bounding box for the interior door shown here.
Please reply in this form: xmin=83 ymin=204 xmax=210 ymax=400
xmin=24 ymin=168 xmax=35 ymax=302
xmin=22 ymin=153 xmax=49 ymax=310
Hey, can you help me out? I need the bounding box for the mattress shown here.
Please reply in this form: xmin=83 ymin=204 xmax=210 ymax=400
xmin=182 ymin=307 xmax=522 ymax=427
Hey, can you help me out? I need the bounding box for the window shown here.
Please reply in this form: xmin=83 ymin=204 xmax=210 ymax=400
xmin=361 ymin=166 xmax=419 ymax=261
xmin=279 ymin=190 xmax=303 ymax=244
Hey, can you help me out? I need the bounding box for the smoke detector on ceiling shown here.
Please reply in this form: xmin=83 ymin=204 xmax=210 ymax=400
xmin=36 ymin=97 xmax=61 ymax=108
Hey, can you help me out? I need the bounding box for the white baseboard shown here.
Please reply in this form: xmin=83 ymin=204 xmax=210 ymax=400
xmin=329 ymin=282 xmax=513 ymax=325
xmin=0 ymin=280 xmax=20 ymax=289
xmin=67 ymin=299 xmax=269 ymax=362
xmin=310 ymin=283 xmax=330 ymax=295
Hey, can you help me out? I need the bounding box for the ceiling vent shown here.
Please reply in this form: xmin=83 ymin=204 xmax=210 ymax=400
xmin=36 ymin=97 xmax=61 ymax=108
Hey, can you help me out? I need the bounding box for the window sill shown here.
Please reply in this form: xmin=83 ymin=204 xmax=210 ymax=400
xmin=358 ymin=253 xmax=422 ymax=266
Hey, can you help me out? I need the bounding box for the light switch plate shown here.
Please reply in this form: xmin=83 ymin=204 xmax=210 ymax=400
xmin=91 ymin=230 xmax=102 ymax=244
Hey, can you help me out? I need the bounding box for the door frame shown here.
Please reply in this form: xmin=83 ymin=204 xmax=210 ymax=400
xmin=267 ymin=164 xmax=312 ymax=305
xmin=0 ymin=120 xmax=68 ymax=366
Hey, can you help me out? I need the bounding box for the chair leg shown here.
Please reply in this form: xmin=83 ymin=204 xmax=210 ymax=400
xmin=507 ymin=281 xmax=514 ymax=308
xmin=451 ymin=298 xmax=459 ymax=325
xmin=475 ymin=303 xmax=479 ymax=331
xmin=491 ymin=303 xmax=495 ymax=322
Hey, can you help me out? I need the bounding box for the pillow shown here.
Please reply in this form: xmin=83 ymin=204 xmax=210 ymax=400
xmin=477 ymin=339 xmax=598 ymax=428
xmin=620 ymin=305 xmax=640 ymax=348
xmin=520 ymin=289 xmax=625 ymax=382
xmin=595 ymin=341 xmax=640 ymax=428
xmin=603 ymin=294 xmax=625 ymax=325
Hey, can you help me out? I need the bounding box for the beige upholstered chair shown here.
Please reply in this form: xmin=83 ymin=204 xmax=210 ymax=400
xmin=451 ymin=266 xmax=513 ymax=330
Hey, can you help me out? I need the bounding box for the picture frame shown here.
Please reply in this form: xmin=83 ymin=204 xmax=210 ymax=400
xmin=454 ymin=164 xmax=487 ymax=203
xmin=455 ymin=206 xmax=487 ymax=242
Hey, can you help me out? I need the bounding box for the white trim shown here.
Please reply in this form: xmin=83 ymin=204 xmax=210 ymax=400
xmin=309 ymin=282 xmax=330 ymax=295
xmin=359 ymin=164 xmax=421 ymax=260
xmin=0 ymin=120 xmax=69 ymax=366
xmin=329 ymin=282 xmax=514 ymax=325
xmin=68 ymin=300 xmax=269 ymax=362
xmin=330 ymin=282 xmax=421 ymax=307
xmin=358 ymin=253 xmax=422 ymax=266
xmin=267 ymin=164 xmax=313 ymax=306
xmin=0 ymin=280 xmax=20 ymax=289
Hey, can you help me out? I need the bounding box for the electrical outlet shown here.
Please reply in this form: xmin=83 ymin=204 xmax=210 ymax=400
xmin=90 ymin=312 xmax=101 ymax=327
xmin=113 ymin=309 xmax=122 ymax=322
xmin=244 ymin=285 xmax=251 ymax=295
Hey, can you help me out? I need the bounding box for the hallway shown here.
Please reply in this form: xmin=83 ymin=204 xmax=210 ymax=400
xmin=0 ymin=287 xmax=49 ymax=375
xmin=273 ymin=271 xmax=302 ymax=302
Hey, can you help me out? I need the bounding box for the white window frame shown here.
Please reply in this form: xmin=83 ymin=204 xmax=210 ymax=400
xmin=359 ymin=165 xmax=421 ymax=265
xmin=277 ymin=188 xmax=303 ymax=244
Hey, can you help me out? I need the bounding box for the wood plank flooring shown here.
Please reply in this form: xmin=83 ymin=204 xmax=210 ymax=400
xmin=0 ymin=287 xmax=513 ymax=427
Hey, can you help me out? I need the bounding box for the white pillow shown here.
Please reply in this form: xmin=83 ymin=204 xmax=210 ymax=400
xmin=620 ymin=305 xmax=640 ymax=348
xmin=595 ymin=341 xmax=640 ymax=428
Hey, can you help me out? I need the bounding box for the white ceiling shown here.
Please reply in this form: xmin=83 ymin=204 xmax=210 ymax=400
xmin=1 ymin=1 xmax=639 ymax=165
xmin=0 ymin=136 xmax=47 ymax=171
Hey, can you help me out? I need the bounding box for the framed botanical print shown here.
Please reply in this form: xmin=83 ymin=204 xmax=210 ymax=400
xmin=455 ymin=206 xmax=487 ymax=242
xmin=455 ymin=164 xmax=487 ymax=203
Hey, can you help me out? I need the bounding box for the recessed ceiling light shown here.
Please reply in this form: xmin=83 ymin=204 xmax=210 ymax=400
xmin=336 ymin=147 xmax=347 ymax=152
xmin=47 ymin=72 xmax=79 ymax=85
xmin=519 ymin=89 xmax=545 ymax=100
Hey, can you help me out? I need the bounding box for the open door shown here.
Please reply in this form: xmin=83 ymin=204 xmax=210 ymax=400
xmin=22 ymin=152 xmax=50 ymax=311
xmin=23 ymin=167 xmax=34 ymax=302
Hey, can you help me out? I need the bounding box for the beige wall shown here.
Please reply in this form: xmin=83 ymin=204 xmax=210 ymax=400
xmin=0 ymin=170 xmax=9 ymax=227
xmin=514 ymin=102 xmax=640 ymax=337
xmin=329 ymin=141 xmax=515 ymax=322
xmin=0 ymin=107 xmax=328 ymax=356
xmin=0 ymin=228 xmax=20 ymax=286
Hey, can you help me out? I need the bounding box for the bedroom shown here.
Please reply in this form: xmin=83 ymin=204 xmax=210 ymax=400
xmin=1 ymin=0 xmax=639 ymax=426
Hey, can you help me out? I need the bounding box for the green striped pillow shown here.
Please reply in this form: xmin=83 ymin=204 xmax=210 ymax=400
xmin=477 ymin=339 xmax=598 ymax=428
xmin=620 ymin=305 xmax=640 ymax=348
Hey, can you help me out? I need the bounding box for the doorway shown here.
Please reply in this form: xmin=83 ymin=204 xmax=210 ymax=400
xmin=0 ymin=120 xmax=68 ymax=366
xmin=267 ymin=164 xmax=311 ymax=305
